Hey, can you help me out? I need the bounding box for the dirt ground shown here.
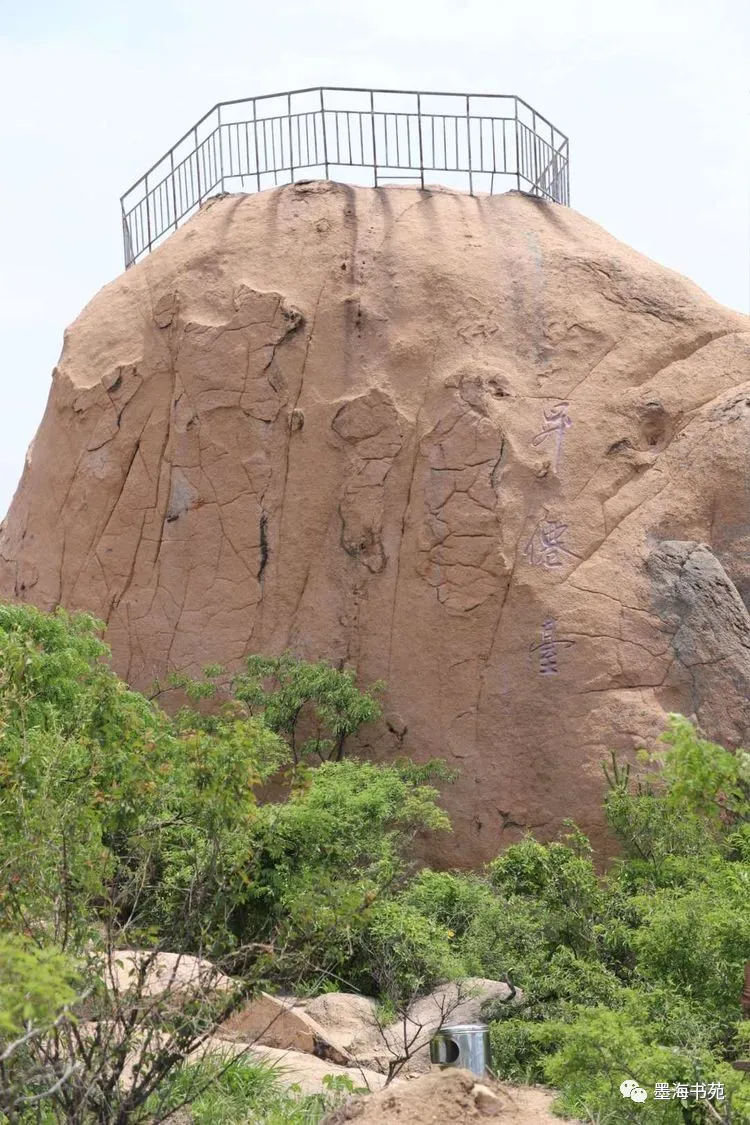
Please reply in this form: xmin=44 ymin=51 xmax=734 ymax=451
xmin=321 ymin=1067 xmax=581 ymax=1123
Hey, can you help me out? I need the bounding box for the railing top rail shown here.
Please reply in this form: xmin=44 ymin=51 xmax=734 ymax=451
xmin=120 ymin=86 xmax=568 ymax=201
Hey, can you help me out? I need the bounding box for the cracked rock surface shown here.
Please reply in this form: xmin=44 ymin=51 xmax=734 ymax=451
xmin=2 ymin=182 xmax=750 ymax=863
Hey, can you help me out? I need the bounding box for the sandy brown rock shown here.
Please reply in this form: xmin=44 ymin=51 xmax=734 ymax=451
xmin=104 ymin=950 xmax=233 ymax=999
xmin=300 ymin=981 xmax=515 ymax=1076
xmin=321 ymin=1067 xmax=579 ymax=1124
xmin=215 ymin=991 xmax=351 ymax=1064
xmin=116 ymin=1032 xmax=386 ymax=1096
xmin=378 ymin=979 xmax=517 ymax=1076
xmin=189 ymin=1039 xmax=386 ymax=1095
xmin=302 ymin=993 xmax=382 ymax=1058
xmin=399 ymin=978 xmax=515 ymax=1038
xmin=3 ymin=182 xmax=750 ymax=863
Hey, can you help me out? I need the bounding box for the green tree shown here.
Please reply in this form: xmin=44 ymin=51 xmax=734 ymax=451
xmin=0 ymin=603 xmax=455 ymax=1120
xmin=476 ymin=716 xmax=750 ymax=1123
xmin=235 ymin=757 xmax=453 ymax=995
xmin=163 ymin=651 xmax=383 ymax=765
xmin=0 ymin=603 xmax=287 ymax=952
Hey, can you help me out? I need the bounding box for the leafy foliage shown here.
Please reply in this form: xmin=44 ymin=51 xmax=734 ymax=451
xmin=479 ymin=717 xmax=750 ymax=1123
xmin=374 ymin=717 xmax=750 ymax=1122
xmin=5 ymin=601 xmax=750 ymax=1123
xmin=0 ymin=604 xmax=444 ymax=1121
xmin=0 ymin=934 xmax=81 ymax=1038
xmin=235 ymin=757 xmax=453 ymax=994
xmin=163 ymin=650 xmax=383 ymax=765
xmin=0 ymin=603 xmax=288 ymax=954
xmin=147 ymin=1054 xmax=359 ymax=1125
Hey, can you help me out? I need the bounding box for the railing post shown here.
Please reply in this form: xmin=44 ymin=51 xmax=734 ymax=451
xmin=218 ymin=106 xmax=225 ymax=194
xmin=145 ymin=178 xmax=152 ymax=254
xmin=170 ymin=149 xmax=178 ymax=231
xmin=514 ymin=99 xmax=521 ymax=192
xmin=417 ymin=92 xmax=424 ymax=189
xmin=253 ymin=99 xmax=261 ymax=192
xmin=564 ymin=141 xmax=570 ymax=205
xmin=195 ymin=127 xmax=202 ymax=205
xmin=466 ymin=94 xmax=473 ymax=196
xmin=288 ymin=93 xmax=294 ymax=184
xmin=122 ymin=211 xmax=134 ymax=269
xmin=370 ymin=89 xmax=377 ymax=187
xmin=321 ymin=88 xmax=329 ymax=180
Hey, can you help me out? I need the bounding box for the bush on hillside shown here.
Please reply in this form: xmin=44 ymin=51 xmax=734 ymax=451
xmin=4 ymin=600 xmax=750 ymax=1123
xmin=0 ymin=603 xmax=448 ymax=1121
xmin=160 ymin=650 xmax=384 ymax=765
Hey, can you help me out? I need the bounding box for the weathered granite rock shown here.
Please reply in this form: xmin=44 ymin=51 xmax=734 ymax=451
xmin=301 ymin=980 xmax=516 ymax=1075
xmin=104 ymin=950 xmax=233 ymax=999
xmin=302 ymin=993 xmax=382 ymax=1059
xmin=190 ymin=1039 xmax=387 ymax=1094
xmin=377 ymin=978 xmax=518 ymax=1076
xmin=645 ymin=540 xmax=750 ymax=743
xmin=215 ymin=991 xmax=352 ymax=1064
xmin=2 ymin=182 xmax=750 ymax=863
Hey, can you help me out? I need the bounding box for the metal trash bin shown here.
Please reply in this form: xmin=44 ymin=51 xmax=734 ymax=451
xmin=429 ymin=1023 xmax=491 ymax=1077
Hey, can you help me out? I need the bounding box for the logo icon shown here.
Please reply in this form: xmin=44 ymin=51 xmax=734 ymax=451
xmin=620 ymin=1079 xmax=648 ymax=1102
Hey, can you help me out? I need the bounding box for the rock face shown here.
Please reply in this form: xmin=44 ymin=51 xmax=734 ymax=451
xmin=2 ymin=182 xmax=750 ymax=864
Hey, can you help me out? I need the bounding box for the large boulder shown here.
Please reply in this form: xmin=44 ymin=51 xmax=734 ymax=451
xmin=397 ymin=977 xmax=516 ymax=1034
xmin=302 ymin=980 xmax=517 ymax=1076
xmin=104 ymin=950 xmax=233 ymax=999
xmin=3 ymin=182 xmax=750 ymax=863
xmin=215 ymin=991 xmax=352 ymax=1064
xmin=380 ymin=978 xmax=517 ymax=1076
xmin=303 ymin=992 xmax=382 ymax=1058
xmin=117 ymin=1032 xmax=386 ymax=1096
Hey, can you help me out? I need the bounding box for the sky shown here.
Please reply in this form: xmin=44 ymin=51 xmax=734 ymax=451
xmin=0 ymin=0 xmax=748 ymax=518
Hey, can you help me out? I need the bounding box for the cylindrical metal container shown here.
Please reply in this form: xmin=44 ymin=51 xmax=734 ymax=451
xmin=429 ymin=1023 xmax=491 ymax=1077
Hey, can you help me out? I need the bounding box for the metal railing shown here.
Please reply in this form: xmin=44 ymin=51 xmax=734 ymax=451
xmin=121 ymin=87 xmax=570 ymax=268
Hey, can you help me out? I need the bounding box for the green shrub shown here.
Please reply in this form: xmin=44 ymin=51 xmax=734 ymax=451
xmin=165 ymin=649 xmax=384 ymax=765
xmin=236 ymin=758 xmax=453 ymax=994
xmin=0 ymin=934 xmax=81 ymax=1037
xmin=0 ymin=604 xmax=452 ymax=1120
xmin=543 ymin=1000 xmax=750 ymax=1124
xmin=399 ymin=869 xmax=497 ymax=938
xmin=486 ymin=828 xmax=602 ymax=955
xmin=478 ymin=715 xmax=750 ymax=1122
xmin=358 ymin=898 xmax=463 ymax=1000
xmin=631 ymin=879 xmax=750 ymax=1013
xmin=0 ymin=604 xmax=290 ymax=952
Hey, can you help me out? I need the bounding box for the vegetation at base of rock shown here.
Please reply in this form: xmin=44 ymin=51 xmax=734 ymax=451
xmin=146 ymin=1055 xmax=356 ymax=1124
xmin=0 ymin=935 xmax=81 ymax=1038
xmin=3 ymin=603 xmax=750 ymax=1122
xmin=158 ymin=651 xmax=384 ymax=766
xmin=401 ymin=717 xmax=750 ymax=1122
xmin=3 ymin=1054 xmax=348 ymax=1125
xmin=0 ymin=604 xmax=447 ymax=1122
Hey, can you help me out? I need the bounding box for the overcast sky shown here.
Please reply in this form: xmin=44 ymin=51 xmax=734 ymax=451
xmin=1 ymin=0 xmax=748 ymax=518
